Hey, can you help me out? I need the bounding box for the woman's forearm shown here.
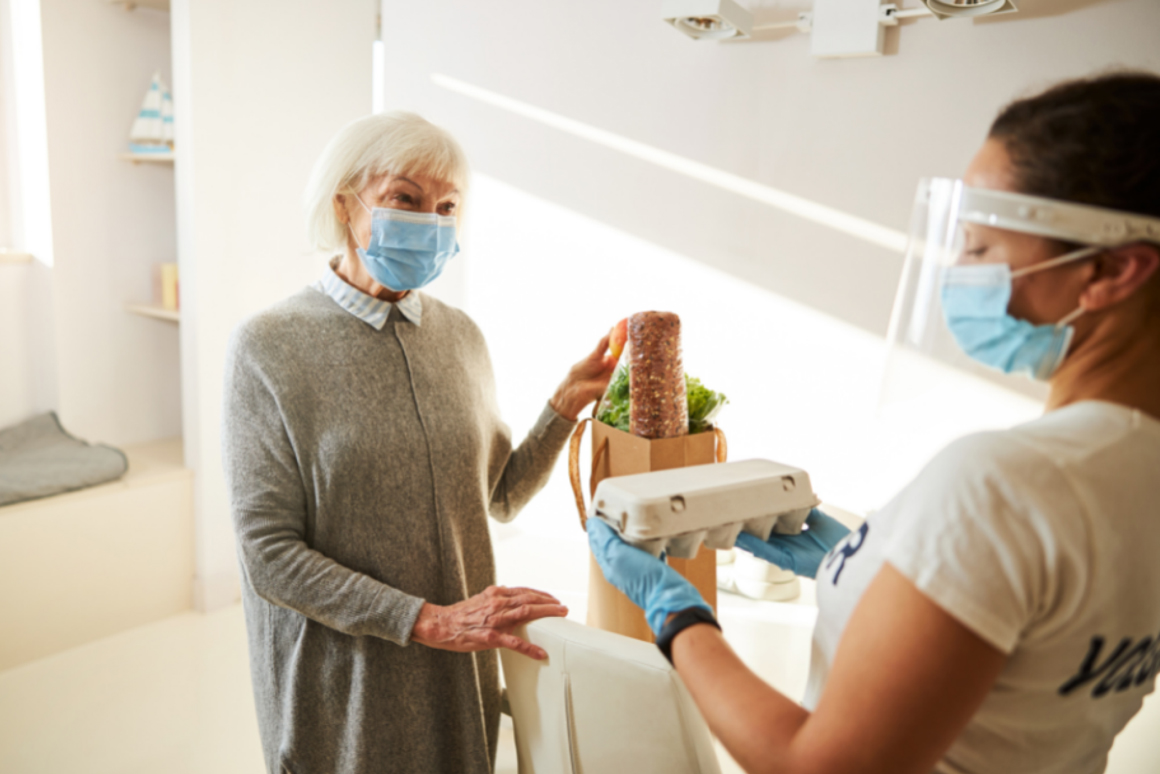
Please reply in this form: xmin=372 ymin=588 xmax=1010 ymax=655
xmin=672 ymin=624 xmax=809 ymax=774
xmin=489 ymin=334 xmax=614 ymax=519
xmin=489 ymin=403 xmax=575 ymax=522
xmin=238 ymin=517 xmax=425 ymax=644
xmin=549 ymin=384 xmax=589 ymax=422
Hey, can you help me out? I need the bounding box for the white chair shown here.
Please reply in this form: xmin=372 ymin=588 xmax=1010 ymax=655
xmin=501 ymin=617 xmax=722 ymax=774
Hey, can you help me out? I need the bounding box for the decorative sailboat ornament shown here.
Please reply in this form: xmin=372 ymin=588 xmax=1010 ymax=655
xmin=160 ymin=78 xmax=174 ymax=147
xmin=128 ymin=71 xmax=174 ymax=155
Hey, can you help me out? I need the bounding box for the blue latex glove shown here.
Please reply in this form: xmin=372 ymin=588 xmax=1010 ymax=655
xmin=587 ymin=518 xmax=711 ymax=634
xmin=734 ymin=508 xmax=852 ymax=579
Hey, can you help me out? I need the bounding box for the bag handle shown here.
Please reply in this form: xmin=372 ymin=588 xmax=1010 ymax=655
xmin=568 ymin=422 xmax=729 ymax=531
xmin=568 ymin=418 xmax=592 ymax=530
xmin=714 ymin=426 xmax=728 ymax=464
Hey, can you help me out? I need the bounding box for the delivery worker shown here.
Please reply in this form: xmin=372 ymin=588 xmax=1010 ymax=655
xmin=589 ymin=71 xmax=1160 ymax=774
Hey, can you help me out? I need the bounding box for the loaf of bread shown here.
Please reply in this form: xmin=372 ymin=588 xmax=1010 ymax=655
xmin=628 ymin=311 xmax=688 ymax=439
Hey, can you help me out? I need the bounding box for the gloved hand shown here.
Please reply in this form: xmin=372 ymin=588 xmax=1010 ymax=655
xmin=587 ymin=518 xmax=711 ymax=634
xmin=734 ymin=508 xmax=851 ymax=579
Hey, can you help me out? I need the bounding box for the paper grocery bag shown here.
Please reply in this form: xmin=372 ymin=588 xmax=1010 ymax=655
xmin=569 ymin=419 xmax=727 ymax=643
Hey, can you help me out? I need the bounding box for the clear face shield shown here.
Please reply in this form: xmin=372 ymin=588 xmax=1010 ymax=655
xmin=878 ymin=178 xmax=1160 ymax=469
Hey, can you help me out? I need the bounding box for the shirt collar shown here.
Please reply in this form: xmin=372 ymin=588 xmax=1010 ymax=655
xmin=314 ymin=257 xmax=423 ymax=329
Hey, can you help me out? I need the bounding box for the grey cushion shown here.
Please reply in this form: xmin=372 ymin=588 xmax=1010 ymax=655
xmin=0 ymin=412 xmax=128 ymax=507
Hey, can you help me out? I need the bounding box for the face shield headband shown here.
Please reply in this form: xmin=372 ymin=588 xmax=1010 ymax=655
xmin=886 ymin=178 xmax=1160 ymax=384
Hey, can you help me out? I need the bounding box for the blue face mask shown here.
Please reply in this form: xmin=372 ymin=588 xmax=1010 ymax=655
xmin=939 ymin=246 xmax=1099 ymax=381
xmin=349 ymin=195 xmax=459 ymax=291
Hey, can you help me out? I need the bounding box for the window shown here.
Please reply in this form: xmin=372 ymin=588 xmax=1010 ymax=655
xmin=0 ymin=0 xmax=53 ymax=266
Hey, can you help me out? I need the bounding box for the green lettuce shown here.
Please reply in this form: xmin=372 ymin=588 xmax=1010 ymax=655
xmin=595 ymin=364 xmax=727 ymax=435
xmin=686 ymin=375 xmax=728 ymax=435
xmin=595 ymin=364 xmax=632 ymax=433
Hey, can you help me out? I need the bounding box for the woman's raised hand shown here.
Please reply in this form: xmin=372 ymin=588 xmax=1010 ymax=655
xmin=410 ymin=585 xmax=569 ymax=660
xmin=550 ymin=333 xmax=620 ymax=421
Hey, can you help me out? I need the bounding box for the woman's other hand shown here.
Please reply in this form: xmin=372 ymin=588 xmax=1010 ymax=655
xmin=550 ymin=334 xmax=620 ymax=421
xmin=411 ymin=585 xmax=568 ymax=660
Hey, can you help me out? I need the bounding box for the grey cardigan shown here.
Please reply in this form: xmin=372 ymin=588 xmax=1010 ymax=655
xmin=222 ymin=288 xmax=575 ymax=774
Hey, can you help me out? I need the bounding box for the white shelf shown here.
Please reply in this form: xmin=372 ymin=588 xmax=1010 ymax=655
xmin=125 ymin=303 xmax=180 ymax=323
xmin=0 ymin=251 xmax=33 ymax=264
xmin=109 ymin=0 xmax=170 ymax=11
xmin=119 ymin=151 xmax=174 ymax=165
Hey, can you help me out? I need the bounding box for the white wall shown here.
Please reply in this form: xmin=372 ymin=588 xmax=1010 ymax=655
xmin=0 ymin=0 xmax=180 ymax=441
xmin=3 ymin=2 xmax=186 ymax=441
xmin=171 ymin=0 xmax=375 ymax=610
xmin=376 ymin=0 xmax=1160 ymax=515
xmin=381 ymin=0 xmax=1160 ymax=335
xmin=31 ymin=1 xmax=181 ymax=446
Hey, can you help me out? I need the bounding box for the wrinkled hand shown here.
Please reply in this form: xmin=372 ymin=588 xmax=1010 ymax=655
xmin=550 ymin=334 xmax=620 ymax=421
xmin=734 ymin=508 xmax=852 ymax=579
xmin=587 ymin=518 xmax=710 ymax=634
xmin=411 ymin=585 xmax=568 ymax=660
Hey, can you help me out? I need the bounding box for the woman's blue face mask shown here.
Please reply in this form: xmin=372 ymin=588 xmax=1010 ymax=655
xmin=939 ymin=246 xmax=1100 ymax=381
xmin=349 ymin=194 xmax=460 ymax=292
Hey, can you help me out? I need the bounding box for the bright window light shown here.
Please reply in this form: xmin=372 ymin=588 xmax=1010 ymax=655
xmin=457 ymin=173 xmax=1039 ymax=547
xmin=3 ymin=0 xmax=53 ymax=267
xmin=431 ymin=73 xmax=908 ymax=253
xmin=371 ymin=40 xmax=385 ymax=114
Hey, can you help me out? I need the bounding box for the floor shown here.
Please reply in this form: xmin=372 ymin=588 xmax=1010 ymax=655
xmin=1 ymin=528 xmax=1156 ymax=773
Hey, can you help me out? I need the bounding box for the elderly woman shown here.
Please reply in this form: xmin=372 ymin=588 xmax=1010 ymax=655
xmin=223 ymin=112 xmax=615 ymax=774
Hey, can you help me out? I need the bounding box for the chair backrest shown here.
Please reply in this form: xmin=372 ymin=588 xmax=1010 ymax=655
xmin=501 ymin=617 xmax=722 ymax=774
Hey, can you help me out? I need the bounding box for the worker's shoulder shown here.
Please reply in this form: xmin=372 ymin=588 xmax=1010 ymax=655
xmin=923 ymin=425 xmax=1062 ymax=496
xmin=229 ymin=287 xmax=339 ymax=356
xmin=1003 ymin=400 xmax=1149 ymax=469
xmin=933 ymin=400 xmax=1148 ymax=484
xmin=898 ymin=429 xmax=1076 ymax=538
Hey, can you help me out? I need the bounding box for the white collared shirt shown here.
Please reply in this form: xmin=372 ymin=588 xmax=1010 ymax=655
xmin=312 ymin=257 xmax=423 ymax=329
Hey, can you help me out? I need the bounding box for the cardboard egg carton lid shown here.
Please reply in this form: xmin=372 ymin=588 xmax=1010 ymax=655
xmin=589 ymin=459 xmax=820 ymax=557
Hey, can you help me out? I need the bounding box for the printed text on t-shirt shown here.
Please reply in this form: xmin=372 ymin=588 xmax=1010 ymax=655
xmin=1058 ymin=630 xmax=1160 ymax=699
xmin=823 ymin=522 xmax=870 ymax=585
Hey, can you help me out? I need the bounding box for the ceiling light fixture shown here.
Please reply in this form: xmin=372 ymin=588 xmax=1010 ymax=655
xmin=920 ymin=0 xmax=1018 ymax=19
xmin=662 ymin=0 xmax=753 ymax=41
xmin=664 ymin=0 xmax=1019 ymax=57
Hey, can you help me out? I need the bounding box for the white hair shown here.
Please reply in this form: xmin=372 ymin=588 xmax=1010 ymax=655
xmin=303 ymin=111 xmax=470 ymax=253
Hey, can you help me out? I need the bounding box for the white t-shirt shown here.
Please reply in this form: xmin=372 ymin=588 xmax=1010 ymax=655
xmin=805 ymin=401 xmax=1160 ymax=774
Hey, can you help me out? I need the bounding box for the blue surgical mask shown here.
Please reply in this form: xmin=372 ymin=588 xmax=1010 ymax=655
xmin=939 ymin=246 xmax=1100 ymax=381
xmin=349 ymin=195 xmax=459 ymax=291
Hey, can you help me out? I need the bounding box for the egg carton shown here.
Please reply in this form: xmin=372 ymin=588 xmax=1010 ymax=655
xmin=589 ymin=459 xmax=820 ymax=559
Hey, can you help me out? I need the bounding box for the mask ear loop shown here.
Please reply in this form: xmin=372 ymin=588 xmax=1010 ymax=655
xmin=1055 ymin=305 xmax=1086 ymax=330
xmin=1010 ymin=245 xmax=1103 ymax=331
xmin=1037 ymin=303 xmax=1088 ymax=379
xmin=1010 ymin=245 xmax=1102 ymax=279
xmin=346 ymin=193 xmax=374 ymax=252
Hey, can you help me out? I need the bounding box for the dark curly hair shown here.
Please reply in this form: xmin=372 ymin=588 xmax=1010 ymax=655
xmin=989 ymin=72 xmax=1160 ymax=220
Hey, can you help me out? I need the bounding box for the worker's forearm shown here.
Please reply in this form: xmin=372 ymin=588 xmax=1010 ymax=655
xmin=672 ymin=624 xmax=809 ymax=774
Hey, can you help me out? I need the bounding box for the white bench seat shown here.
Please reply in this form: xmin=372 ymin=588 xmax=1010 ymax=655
xmin=0 ymin=438 xmax=193 ymax=671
